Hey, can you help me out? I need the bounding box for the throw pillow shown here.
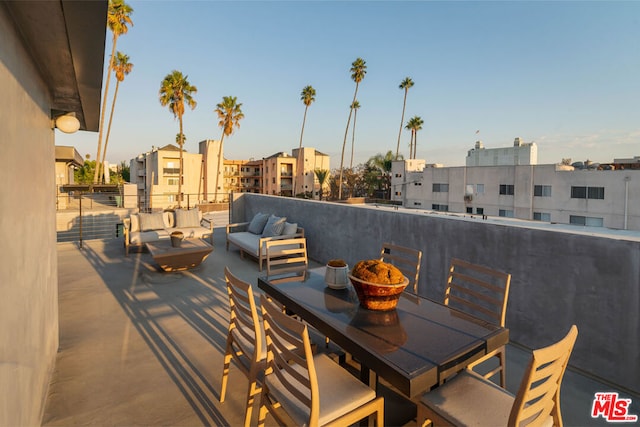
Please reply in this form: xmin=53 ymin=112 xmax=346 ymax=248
xmin=175 ymin=209 xmax=200 ymax=228
xmin=130 ymin=214 xmax=140 ymax=232
xmin=139 ymin=212 xmax=166 ymax=231
xmin=247 ymin=212 xmax=269 ymax=234
xmin=282 ymin=222 xmax=298 ymax=236
xmin=262 ymin=215 xmax=287 ymax=237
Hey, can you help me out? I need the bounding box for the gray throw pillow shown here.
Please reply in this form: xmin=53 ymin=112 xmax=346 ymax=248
xmin=262 ymin=215 xmax=287 ymax=237
xmin=139 ymin=212 xmax=166 ymax=231
xmin=175 ymin=209 xmax=200 ymax=228
xmin=282 ymin=222 xmax=298 ymax=236
xmin=247 ymin=212 xmax=269 ymax=234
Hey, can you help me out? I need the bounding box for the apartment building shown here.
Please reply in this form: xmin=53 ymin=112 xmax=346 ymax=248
xmin=292 ymin=147 xmax=331 ymax=197
xmin=130 ymin=144 xmax=205 ymax=209
xmin=263 ymin=148 xmax=330 ymax=198
xmin=466 ymin=137 xmax=538 ymax=166
xmin=223 ymin=159 xmax=263 ymax=194
xmin=392 ymin=162 xmax=640 ymax=231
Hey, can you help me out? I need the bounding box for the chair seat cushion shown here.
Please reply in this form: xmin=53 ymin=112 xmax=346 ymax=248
xmin=420 ymin=370 xmax=514 ymax=426
xmin=266 ymin=353 xmax=376 ymax=426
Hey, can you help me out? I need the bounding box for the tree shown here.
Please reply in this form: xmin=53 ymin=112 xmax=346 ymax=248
xmin=349 ymin=100 xmax=361 ymax=169
xmin=119 ymin=161 xmax=130 ymax=183
xmin=176 ymin=133 xmax=186 ymax=144
xmin=367 ymin=150 xmax=398 ymax=199
xmin=405 ymin=115 xmax=424 ymax=159
xmin=74 ymin=160 xmax=96 ymax=184
xmin=214 ymin=96 xmax=244 ymax=201
xmin=93 ymin=0 xmax=133 ymax=184
xmin=338 ymin=57 xmax=367 ymax=199
xmin=294 ymin=85 xmax=316 ymax=196
xmin=396 ymin=77 xmax=414 ymax=160
xmin=99 ymin=51 xmax=133 ymax=183
xmin=159 ymin=70 xmax=197 ymax=206
xmin=313 ymin=168 xmax=329 ymax=200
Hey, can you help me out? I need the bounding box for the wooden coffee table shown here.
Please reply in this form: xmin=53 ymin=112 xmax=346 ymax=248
xmin=146 ymin=239 xmax=213 ymax=272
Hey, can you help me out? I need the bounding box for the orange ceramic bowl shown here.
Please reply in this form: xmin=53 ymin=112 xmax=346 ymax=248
xmin=348 ymin=274 xmax=409 ymax=311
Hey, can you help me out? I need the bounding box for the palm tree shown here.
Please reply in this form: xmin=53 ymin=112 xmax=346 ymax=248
xmin=158 ymin=70 xmax=197 ymax=206
xmin=99 ymin=51 xmax=133 ymax=183
xmin=175 ymin=133 xmax=186 ymax=144
xmin=405 ymin=115 xmax=424 ymax=159
xmin=396 ymin=77 xmax=414 ymax=160
xmin=314 ymin=169 xmax=329 ymax=201
xmin=349 ymin=100 xmax=361 ymax=169
xmin=214 ymin=96 xmax=244 ymax=202
xmin=93 ymin=0 xmax=133 ymax=184
xmin=338 ymin=57 xmax=367 ymax=199
xmin=367 ymin=151 xmax=399 ymax=199
xmin=295 ymin=85 xmax=316 ymax=196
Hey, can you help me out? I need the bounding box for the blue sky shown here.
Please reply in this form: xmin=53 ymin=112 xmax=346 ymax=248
xmin=57 ymin=0 xmax=640 ymax=168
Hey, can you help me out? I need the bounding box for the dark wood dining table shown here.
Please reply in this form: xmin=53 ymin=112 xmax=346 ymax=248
xmin=258 ymin=270 xmax=509 ymax=400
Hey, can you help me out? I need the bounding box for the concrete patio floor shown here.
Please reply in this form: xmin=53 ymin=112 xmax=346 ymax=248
xmin=43 ymin=214 xmax=639 ymax=426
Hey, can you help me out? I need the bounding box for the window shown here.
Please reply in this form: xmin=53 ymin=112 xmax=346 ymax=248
xmin=571 ymin=186 xmax=604 ymax=199
xmin=533 ymin=212 xmax=551 ymax=221
xmin=588 ymin=187 xmax=605 ymax=199
xmin=395 ymin=173 xmax=402 ymax=178
xmin=570 ymin=215 xmax=603 ymax=227
xmin=432 ymin=204 xmax=448 ymax=211
xmin=432 ymin=183 xmax=449 ymax=192
xmin=534 ymin=185 xmax=552 ymax=197
xmin=466 ymin=207 xmax=473 ymax=214
xmin=167 ymin=178 xmax=179 ymax=186
xmin=476 ymin=207 xmax=484 ymax=215
xmin=414 ymin=182 xmax=422 ymax=186
xmin=395 ymin=191 xmax=402 ymax=196
xmin=499 ymin=209 xmax=514 ymax=217
xmin=272 ymin=178 xmax=275 ymax=184
xmin=476 ymin=184 xmax=484 ymax=194
xmin=465 ymin=184 xmax=474 ymax=195
xmin=499 ymin=184 xmax=514 ymax=195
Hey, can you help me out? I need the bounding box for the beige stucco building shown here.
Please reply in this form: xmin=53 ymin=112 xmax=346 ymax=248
xmin=0 ymin=2 xmax=107 ymax=425
xmin=392 ymin=161 xmax=640 ymax=231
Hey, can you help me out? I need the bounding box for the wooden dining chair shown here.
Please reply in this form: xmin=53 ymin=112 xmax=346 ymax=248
xmin=219 ymin=267 xmax=265 ymax=427
xmin=380 ymin=242 xmax=422 ymax=293
xmin=265 ymin=237 xmax=308 ymax=279
xmin=443 ymin=258 xmax=511 ymax=387
xmin=258 ymin=294 xmax=385 ymax=427
xmin=417 ymin=325 xmax=578 ymax=427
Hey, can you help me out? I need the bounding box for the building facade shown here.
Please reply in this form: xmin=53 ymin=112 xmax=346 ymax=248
xmin=263 ymin=148 xmax=330 ymax=198
xmin=466 ymin=137 xmax=538 ymax=167
xmin=391 ymin=161 xmax=640 ymax=231
xmin=223 ymin=159 xmax=263 ymax=195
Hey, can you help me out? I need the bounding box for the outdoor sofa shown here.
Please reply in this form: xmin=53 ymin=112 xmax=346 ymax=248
xmin=226 ymin=212 xmax=304 ymax=271
xmin=123 ymin=209 xmax=214 ymax=255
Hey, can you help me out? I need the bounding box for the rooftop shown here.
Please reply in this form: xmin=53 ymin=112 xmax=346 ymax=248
xmin=43 ymin=210 xmax=639 ymax=426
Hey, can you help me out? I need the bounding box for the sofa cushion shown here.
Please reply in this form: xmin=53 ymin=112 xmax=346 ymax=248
xmin=130 ymin=214 xmax=140 ymax=232
xmin=139 ymin=212 xmax=166 ymax=231
xmin=282 ymin=222 xmax=298 ymax=236
xmin=262 ymin=215 xmax=287 ymax=237
xmin=227 ymin=232 xmax=261 ymax=257
xmin=130 ymin=230 xmax=171 ymax=245
xmin=248 ymin=212 xmax=269 ymax=234
xmin=164 ymin=211 xmax=175 ymax=228
xmin=175 ymin=209 xmax=200 ymax=228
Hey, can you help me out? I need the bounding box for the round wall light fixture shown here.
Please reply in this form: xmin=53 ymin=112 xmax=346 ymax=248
xmin=55 ymin=112 xmax=80 ymax=134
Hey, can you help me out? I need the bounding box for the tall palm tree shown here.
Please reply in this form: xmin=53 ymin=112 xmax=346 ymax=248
xmin=314 ymin=168 xmax=329 ymax=200
xmin=93 ymin=0 xmax=133 ymax=184
xmin=158 ymin=70 xmax=197 ymax=206
xmin=349 ymin=100 xmax=361 ymax=169
xmin=214 ymin=96 xmax=244 ymax=202
xmin=396 ymin=77 xmax=414 ymax=160
xmin=405 ymin=115 xmax=424 ymax=159
xmin=99 ymin=51 xmax=133 ymax=183
xmin=295 ymin=85 xmax=316 ymax=196
xmin=175 ymin=133 xmax=186 ymax=144
xmin=338 ymin=57 xmax=367 ymax=199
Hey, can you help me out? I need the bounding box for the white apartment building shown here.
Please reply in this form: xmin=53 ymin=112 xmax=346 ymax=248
xmin=391 ymin=162 xmax=640 ymax=231
xmin=466 ymin=137 xmax=538 ymax=166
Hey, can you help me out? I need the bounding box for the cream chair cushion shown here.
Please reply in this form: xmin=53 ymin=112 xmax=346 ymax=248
xmin=419 ymin=370 xmax=552 ymax=427
xmin=266 ymin=353 xmax=376 ymax=426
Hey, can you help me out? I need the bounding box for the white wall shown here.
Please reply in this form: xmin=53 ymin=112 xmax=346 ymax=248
xmin=0 ymin=8 xmax=59 ymax=425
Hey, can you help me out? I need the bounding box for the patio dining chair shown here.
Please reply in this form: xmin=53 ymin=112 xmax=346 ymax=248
xmin=417 ymin=325 xmax=578 ymax=427
xmin=380 ymin=242 xmax=422 ymax=294
xmin=265 ymin=237 xmax=308 ymax=279
xmin=219 ymin=267 xmax=265 ymax=427
xmin=443 ymin=258 xmax=511 ymax=387
xmin=258 ymin=294 xmax=385 ymax=427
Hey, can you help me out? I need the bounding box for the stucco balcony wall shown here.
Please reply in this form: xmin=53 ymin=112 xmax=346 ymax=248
xmin=230 ymin=192 xmax=640 ymax=394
